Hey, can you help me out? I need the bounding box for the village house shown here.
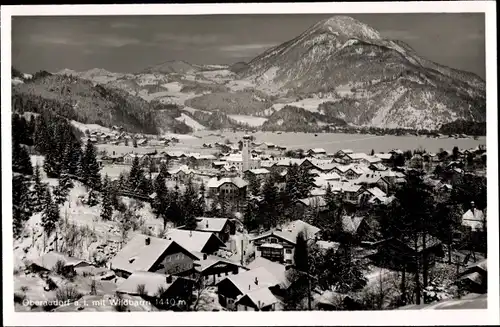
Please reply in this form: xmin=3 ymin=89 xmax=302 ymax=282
xmin=250 ymin=220 xmax=321 ymax=265
xmin=191 ymin=217 xmax=235 ymax=243
xmin=123 ymin=153 xmax=150 ymax=166
xmin=168 ymin=165 xmax=196 ymax=183
xmin=217 ymin=267 xmax=282 ymax=310
xmin=307 ymin=148 xmax=327 ymax=157
xmin=457 ymin=259 xmax=487 ymax=294
xmin=194 ymin=254 xmax=248 ymax=286
xmin=374 ymin=153 xmax=393 ymax=164
xmin=110 ymin=234 xmax=199 ymax=279
xmin=207 ymin=176 xmax=248 ymax=200
xmin=461 ymin=202 xmax=486 ymax=232
xmin=30 ymin=251 xmax=93 ymax=276
xmin=234 ymin=286 xmax=283 ymax=311
xmin=116 ymin=271 xmax=194 ymax=310
xmin=373 ymin=235 xmax=444 ymax=271
xmin=244 ymin=168 xmax=270 ymax=183
xmin=354 ymin=174 xmax=391 ymax=194
xmin=187 ymin=153 xmax=217 ymax=168
xmin=163 ymin=229 xmax=227 ymax=255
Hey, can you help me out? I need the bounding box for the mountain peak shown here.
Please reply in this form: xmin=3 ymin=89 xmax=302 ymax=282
xmin=312 ymin=15 xmax=382 ymax=40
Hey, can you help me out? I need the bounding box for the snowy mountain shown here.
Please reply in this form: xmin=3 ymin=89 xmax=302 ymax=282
xmin=237 ymin=16 xmax=486 ymax=130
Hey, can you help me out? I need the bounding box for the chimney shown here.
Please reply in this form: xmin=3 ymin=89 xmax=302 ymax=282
xmin=166 ymin=275 xmax=173 ymax=284
xmin=254 ymin=277 xmax=259 ymax=285
xmin=206 ymin=221 xmax=209 ymax=228
xmin=249 ymin=284 xmax=251 ymax=290
xmin=203 ymin=253 xmax=208 ymax=260
xmin=189 ymin=230 xmax=193 ymax=237
xmin=145 ymin=237 xmax=151 ymax=246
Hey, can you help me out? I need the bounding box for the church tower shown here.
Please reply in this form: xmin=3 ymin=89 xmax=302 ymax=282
xmin=242 ymin=134 xmax=251 ymax=172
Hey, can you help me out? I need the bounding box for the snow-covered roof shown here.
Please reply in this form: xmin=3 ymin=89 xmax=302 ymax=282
xmin=338 ymin=149 xmax=353 ymax=154
xmin=342 ymin=216 xmax=365 ymax=234
xmin=308 ymin=148 xmax=326 ymax=154
xmin=462 ymin=209 xmax=485 ymax=231
xmin=223 ymin=267 xmax=280 ymax=294
xmin=245 ymin=257 xmax=287 ymax=287
xmin=195 ymin=217 xmax=229 ymax=233
xmin=316 ymin=241 xmax=340 ymax=252
xmin=366 ymin=187 xmax=387 ymax=199
xmin=116 ymin=271 xmax=186 ymax=297
xmin=247 ymin=168 xmax=270 ymax=175
xmin=194 ymin=254 xmax=244 ymax=272
xmin=235 ymin=287 xmax=281 ymax=308
xmin=296 ymin=197 xmax=327 ymax=208
xmin=164 ymin=229 xmax=225 ymax=253
xmin=111 ymin=234 xmax=182 ymax=274
xmin=374 ymin=153 xmax=393 ymax=160
xmin=31 ymin=252 xmax=89 ymax=271
xmin=168 ymin=165 xmax=195 ymax=175
xmin=207 ymin=177 xmax=248 ymax=189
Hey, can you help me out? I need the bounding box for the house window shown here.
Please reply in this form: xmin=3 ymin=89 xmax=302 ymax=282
xmin=256 ymin=246 xmax=262 ymax=251
xmin=270 ymin=237 xmax=277 ymax=243
xmin=217 ymin=273 xmax=221 ymax=277
xmin=285 ymin=259 xmax=293 ymax=264
xmin=285 ymin=249 xmax=292 ymax=254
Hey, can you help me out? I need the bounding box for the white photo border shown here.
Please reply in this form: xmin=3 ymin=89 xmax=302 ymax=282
xmin=1 ymin=2 xmax=498 ymax=326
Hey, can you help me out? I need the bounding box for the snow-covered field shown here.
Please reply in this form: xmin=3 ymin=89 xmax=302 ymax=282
xmin=225 ymin=79 xmax=256 ymax=92
xmin=175 ymin=113 xmax=207 ymax=131
xmin=269 ymin=98 xmax=334 ymax=113
xmin=228 ymin=115 xmax=268 ymax=127
xmin=71 ymin=121 xmax=112 ymax=134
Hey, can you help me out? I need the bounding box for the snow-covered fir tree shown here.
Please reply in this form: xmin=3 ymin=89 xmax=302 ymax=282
xmin=13 ymin=174 xmax=33 ymax=238
xmin=32 ymin=164 xmax=48 ymax=213
xmin=100 ymin=175 xmax=113 ymax=220
xmin=41 ymin=188 xmax=60 ymax=235
xmin=12 ymin=139 xmax=33 ymax=176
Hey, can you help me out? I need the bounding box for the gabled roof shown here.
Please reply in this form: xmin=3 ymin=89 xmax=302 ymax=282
xmin=247 ymin=168 xmax=270 ymax=175
xmin=110 ymin=234 xmax=192 ymax=274
xmin=222 ymin=267 xmax=280 ymax=294
xmin=194 ymin=254 xmax=246 ymax=272
xmin=308 ymin=148 xmax=326 ymax=154
xmin=245 ymin=257 xmax=288 ymax=288
xmin=251 ymin=220 xmax=321 ymax=244
xmin=116 ymin=271 xmax=191 ymax=297
xmin=195 ymin=217 xmax=230 ymax=233
xmin=374 ymin=153 xmax=393 ymax=160
xmin=342 ymin=216 xmax=365 ymax=234
xmin=235 ymin=287 xmax=281 ymax=309
xmin=164 ymin=229 xmax=226 ymax=253
xmin=168 ymin=165 xmax=195 ymax=175
xmin=207 ymin=177 xmax=248 ymax=189
xmin=31 ymin=251 xmax=89 ymax=271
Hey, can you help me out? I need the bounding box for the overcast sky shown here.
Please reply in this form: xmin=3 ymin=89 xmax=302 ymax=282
xmin=12 ymin=13 xmax=485 ymax=78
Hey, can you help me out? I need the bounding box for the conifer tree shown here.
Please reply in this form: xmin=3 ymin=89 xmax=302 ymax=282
xmin=32 ymin=164 xmax=48 ymax=213
xmin=294 ymin=231 xmax=309 ymax=272
xmin=83 ymin=139 xmax=101 ymax=191
xmin=33 ymin=114 xmax=50 ymax=154
xmin=243 ymin=198 xmax=260 ymax=232
xmin=41 ymin=189 xmax=60 ymax=235
xmin=128 ymin=156 xmax=144 ymax=192
xmin=13 ymin=175 xmax=33 ymax=238
xmin=195 ymin=183 xmax=206 ymax=217
xmin=12 ymin=139 xmax=33 ymax=175
xmin=182 ymin=178 xmax=198 ymax=229
xmin=100 ymin=175 xmax=113 ymax=221
xmin=247 ymin=173 xmax=261 ymax=196
xmin=260 ymin=175 xmax=279 ymax=229
xmin=152 ymin=172 xmax=168 ymax=218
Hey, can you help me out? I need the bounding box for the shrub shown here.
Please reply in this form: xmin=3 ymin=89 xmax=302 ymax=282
xmin=136 ymin=284 xmax=147 ymax=297
xmin=14 ymin=292 xmax=26 ymax=304
xmin=90 ymin=279 xmax=97 ymax=296
xmin=55 ymin=286 xmax=82 ymax=303
xmin=53 ymin=259 xmax=66 ymax=275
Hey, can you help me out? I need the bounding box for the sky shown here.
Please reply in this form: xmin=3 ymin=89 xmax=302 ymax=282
xmin=12 ymin=13 xmax=485 ymax=78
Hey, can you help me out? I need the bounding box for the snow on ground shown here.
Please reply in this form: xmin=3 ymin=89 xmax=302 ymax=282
xmin=70 ymin=121 xmax=112 ymax=134
xmin=228 ymin=115 xmax=268 ymax=127
xmin=225 ymin=79 xmax=256 ymax=92
xmin=175 ymin=113 xmax=206 ymax=131
xmin=270 ymin=98 xmax=334 ymax=113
